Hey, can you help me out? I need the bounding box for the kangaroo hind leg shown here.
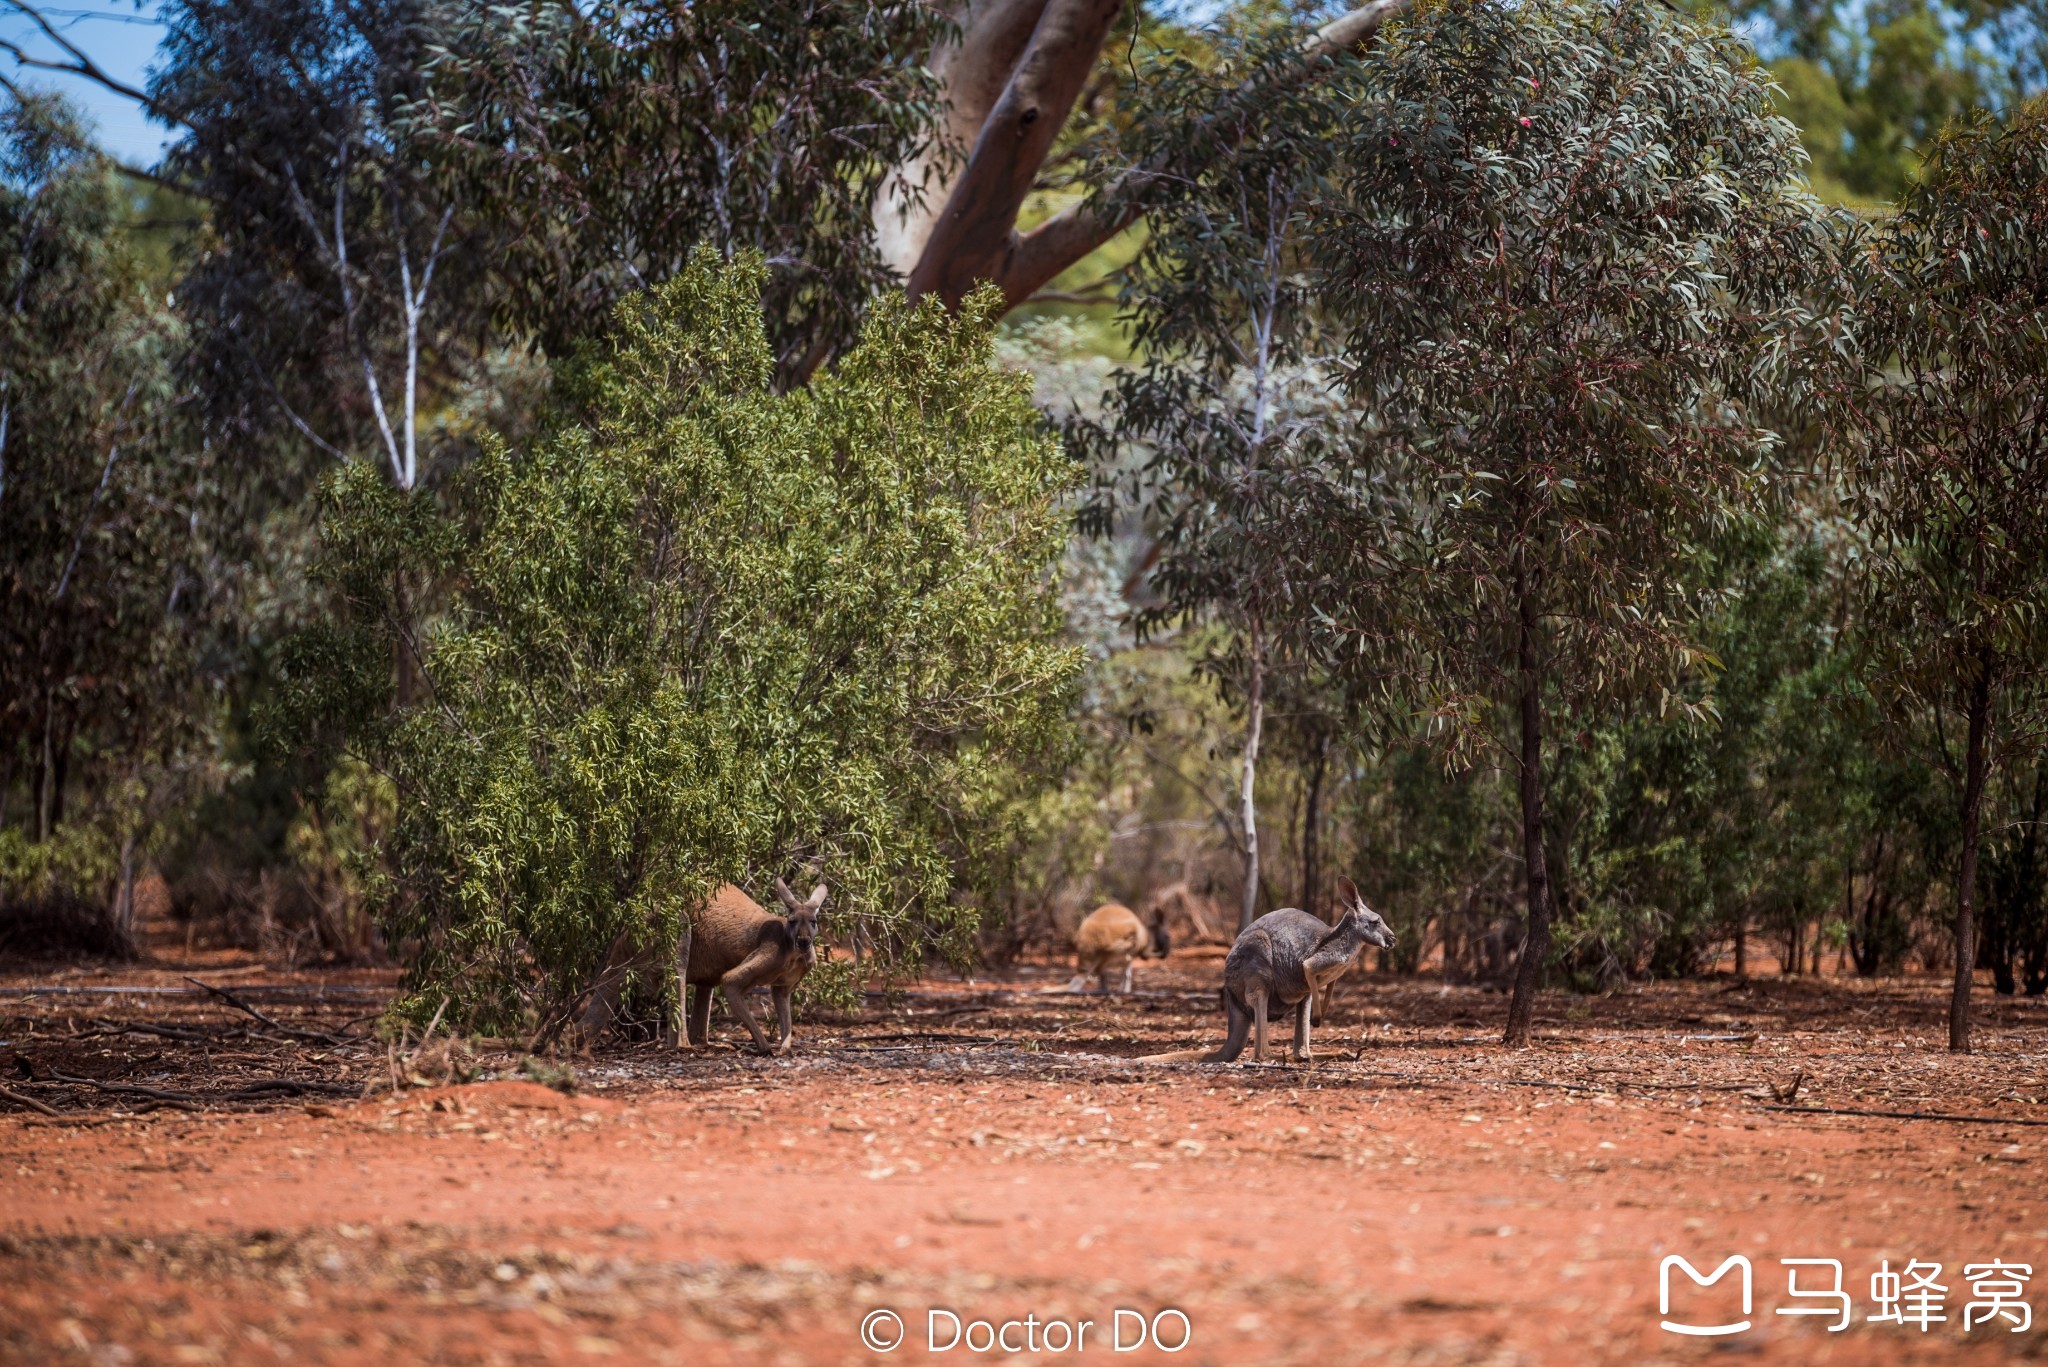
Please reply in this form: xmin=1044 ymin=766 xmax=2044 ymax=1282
xmin=717 ymin=942 xmax=784 ymax=1053
xmin=720 ymin=981 xmax=773 ymax=1052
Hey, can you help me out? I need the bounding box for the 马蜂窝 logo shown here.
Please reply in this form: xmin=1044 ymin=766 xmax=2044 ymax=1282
xmin=1660 ymin=1255 xmax=1753 ymax=1336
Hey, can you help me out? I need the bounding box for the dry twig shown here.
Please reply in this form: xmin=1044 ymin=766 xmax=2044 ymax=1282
xmin=184 ymin=977 xmax=350 ymax=1044
xmin=1767 ymin=1104 xmax=2048 ymax=1128
xmin=0 ymin=1083 xmax=60 ymax=1116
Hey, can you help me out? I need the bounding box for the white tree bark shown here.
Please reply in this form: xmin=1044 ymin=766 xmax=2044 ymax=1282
xmin=396 ymin=207 xmax=455 ymax=491
xmin=284 ymin=157 xmax=454 ymax=491
xmin=1239 ymin=621 xmax=1265 ymax=932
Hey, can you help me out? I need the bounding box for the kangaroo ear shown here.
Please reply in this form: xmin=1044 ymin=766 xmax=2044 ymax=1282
xmin=1336 ymin=876 xmax=1361 ymax=911
xmin=806 ymin=884 xmax=828 ymax=913
xmin=772 ymin=878 xmax=804 ymax=914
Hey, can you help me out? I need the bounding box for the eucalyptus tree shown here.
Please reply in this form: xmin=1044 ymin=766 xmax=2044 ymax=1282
xmin=1734 ymin=0 xmax=2044 ymax=205
xmin=9 ymin=0 xmax=1423 ymax=367
xmin=1982 ymin=758 xmax=2048 ymax=997
xmin=1839 ymin=102 xmax=2048 ymax=1053
xmin=392 ymin=0 xmax=1422 ymax=370
xmin=1069 ymin=17 xmax=1359 ymax=931
xmin=0 ymin=90 xmax=223 ymax=935
xmin=885 ymin=0 xmax=1410 ymax=314
xmin=402 ymin=0 xmax=956 ymax=379
xmin=85 ymin=0 xmax=960 ymax=479
xmin=141 ymin=0 xmax=482 ymax=492
xmin=1294 ymin=0 xmax=1842 ymax=1044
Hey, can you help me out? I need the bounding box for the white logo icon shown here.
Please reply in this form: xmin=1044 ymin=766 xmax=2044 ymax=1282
xmin=1660 ymin=1255 xmax=1753 ymax=1336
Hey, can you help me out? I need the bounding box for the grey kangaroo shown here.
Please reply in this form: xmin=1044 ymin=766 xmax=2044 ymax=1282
xmin=1145 ymin=876 xmax=1394 ymax=1064
xmin=579 ymin=879 xmax=825 ymax=1054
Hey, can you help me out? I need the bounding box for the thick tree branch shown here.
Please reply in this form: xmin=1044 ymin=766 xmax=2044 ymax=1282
xmin=876 ymin=0 xmax=1055 ymax=277
xmin=999 ymin=0 xmax=1414 ymax=309
xmin=906 ymin=0 xmax=1128 ymax=307
xmin=1302 ymin=0 xmax=1412 ymax=59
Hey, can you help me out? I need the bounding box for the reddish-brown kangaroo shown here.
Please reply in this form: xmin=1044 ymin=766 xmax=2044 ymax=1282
xmin=579 ymin=879 xmax=825 ymax=1054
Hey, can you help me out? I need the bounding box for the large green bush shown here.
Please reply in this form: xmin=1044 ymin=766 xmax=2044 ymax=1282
xmin=281 ymin=252 xmax=1079 ymax=1033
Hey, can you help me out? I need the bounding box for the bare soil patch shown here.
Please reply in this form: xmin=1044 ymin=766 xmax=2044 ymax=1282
xmin=2 ymin=952 xmax=2045 ymax=1365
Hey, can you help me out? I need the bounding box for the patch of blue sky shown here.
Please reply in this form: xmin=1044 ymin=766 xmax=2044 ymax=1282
xmin=1 ymin=1 xmax=170 ymax=165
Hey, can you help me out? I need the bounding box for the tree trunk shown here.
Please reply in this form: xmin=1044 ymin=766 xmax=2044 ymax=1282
xmin=1839 ymin=864 xmax=1854 ymax=977
xmin=1850 ymin=832 xmax=1888 ymax=976
xmin=1239 ymin=625 xmax=1265 ymax=933
xmin=1990 ymin=762 xmax=2044 ymax=996
xmin=1734 ymin=913 xmax=1746 ymax=978
xmin=874 ymin=0 xmax=1054 ymax=278
xmin=2019 ymin=765 xmax=2047 ymax=997
xmin=1987 ymin=906 xmax=2016 ymax=994
xmin=1301 ymin=730 xmax=1327 ymax=920
xmin=1855 ymin=882 xmax=1890 ymax=976
xmin=37 ymin=692 xmax=55 ymax=841
xmin=1951 ymin=659 xmax=1995 ymax=1053
xmin=114 ymin=826 xmax=138 ymax=958
xmin=1503 ymin=567 xmax=1552 ymax=1049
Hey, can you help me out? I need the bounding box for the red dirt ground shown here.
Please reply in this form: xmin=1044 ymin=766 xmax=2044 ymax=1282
xmin=2 ymin=950 xmax=2045 ymax=1366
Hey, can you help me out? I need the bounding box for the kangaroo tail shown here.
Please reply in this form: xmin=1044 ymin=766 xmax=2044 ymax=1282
xmin=1137 ymin=989 xmax=1249 ymax=1064
xmin=1212 ymin=987 xmax=1251 ymax=1062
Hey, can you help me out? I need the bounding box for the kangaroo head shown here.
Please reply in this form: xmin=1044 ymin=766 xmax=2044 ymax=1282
xmin=1335 ymin=877 xmax=1400 ymax=950
xmin=773 ymin=878 xmax=827 ymax=966
xmin=1334 ymin=876 xmax=1396 ymax=949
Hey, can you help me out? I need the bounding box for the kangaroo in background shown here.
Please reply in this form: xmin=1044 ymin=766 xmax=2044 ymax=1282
xmin=1144 ymin=877 xmax=1394 ymax=1064
xmin=1064 ymin=901 xmax=1169 ymax=994
xmin=578 ymin=879 xmax=825 ymax=1054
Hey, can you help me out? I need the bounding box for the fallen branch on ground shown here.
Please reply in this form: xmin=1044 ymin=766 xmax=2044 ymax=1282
xmin=218 ymin=1079 xmax=360 ymax=1101
xmin=1491 ymin=1077 xmax=1760 ymax=1096
xmin=50 ymin=1071 xmax=204 ymax=1108
xmin=184 ymin=976 xmax=352 ymax=1044
xmin=1765 ymin=1104 xmax=2048 ymax=1127
xmin=0 ymin=1082 xmax=60 ymax=1116
xmin=80 ymin=1018 xmax=234 ymax=1044
xmin=46 ymin=1070 xmax=357 ymax=1109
